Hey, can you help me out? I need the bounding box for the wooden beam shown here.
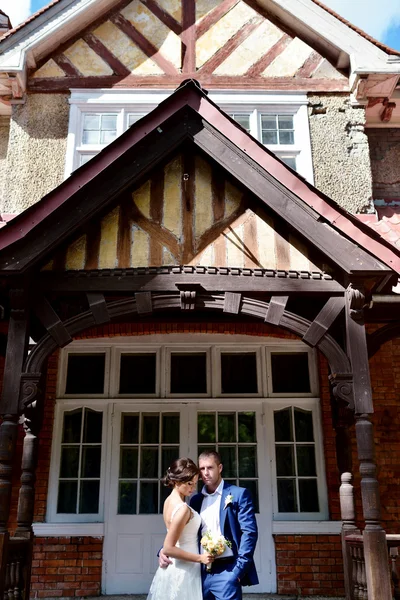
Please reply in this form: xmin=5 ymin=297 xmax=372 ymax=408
xmin=38 ymin=271 xmax=345 ymax=294
xmin=223 ymin=292 xmax=241 ymax=314
xmin=265 ymin=296 xmax=288 ymax=325
xmin=135 ymin=292 xmax=153 ymax=314
xmin=86 ymin=293 xmax=110 ymax=324
xmin=141 ymin=0 xmax=182 ymax=36
xmin=83 ymin=33 xmax=131 ymax=77
xmin=303 ymin=296 xmax=344 ymax=346
xmin=34 ymin=297 xmax=72 ymax=348
xmin=181 ymin=0 xmax=195 ymax=73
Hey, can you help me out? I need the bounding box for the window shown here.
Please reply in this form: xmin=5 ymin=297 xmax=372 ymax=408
xmin=270 ymin=401 xmax=328 ymax=520
xmin=49 ymin=405 xmax=106 ymax=522
xmin=66 ymin=91 xmax=313 ymax=182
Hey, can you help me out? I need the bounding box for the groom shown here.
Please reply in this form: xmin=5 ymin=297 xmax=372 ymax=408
xmin=160 ymin=450 xmax=258 ymax=600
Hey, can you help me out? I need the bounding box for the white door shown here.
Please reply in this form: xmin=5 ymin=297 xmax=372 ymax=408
xmin=103 ymin=402 xmax=274 ymax=594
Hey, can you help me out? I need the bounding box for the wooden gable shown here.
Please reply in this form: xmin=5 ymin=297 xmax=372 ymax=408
xmin=29 ymin=0 xmax=348 ymax=92
xmin=42 ymin=150 xmax=326 ymax=273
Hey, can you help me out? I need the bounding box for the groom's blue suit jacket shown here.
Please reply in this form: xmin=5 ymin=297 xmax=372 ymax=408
xmin=190 ymin=481 xmax=259 ymax=587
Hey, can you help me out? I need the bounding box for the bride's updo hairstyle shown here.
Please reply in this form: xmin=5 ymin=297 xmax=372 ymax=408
xmin=162 ymin=458 xmax=200 ymax=489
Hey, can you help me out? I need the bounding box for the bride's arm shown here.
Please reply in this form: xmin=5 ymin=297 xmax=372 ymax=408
xmin=163 ymin=506 xmax=212 ymax=565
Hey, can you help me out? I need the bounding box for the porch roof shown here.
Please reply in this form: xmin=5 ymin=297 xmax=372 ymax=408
xmin=0 ymin=79 xmax=398 ymax=278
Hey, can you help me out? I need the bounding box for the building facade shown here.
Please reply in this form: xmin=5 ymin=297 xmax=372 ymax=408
xmin=0 ymin=1 xmax=400 ymax=598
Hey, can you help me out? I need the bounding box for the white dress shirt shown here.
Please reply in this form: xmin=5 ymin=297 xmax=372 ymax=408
xmin=200 ymin=479 xmax=233 ymax=558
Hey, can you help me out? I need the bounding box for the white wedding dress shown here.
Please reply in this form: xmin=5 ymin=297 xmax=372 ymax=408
xmin=147 ymin=503 xmax=203 ymax=600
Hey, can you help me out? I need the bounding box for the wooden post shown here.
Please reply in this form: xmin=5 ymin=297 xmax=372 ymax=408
xmin=16 ymin=404 xmax=41 ymax=536
xmin=340 ymin=472 xmax=359 ymax=600
xmin=345 ymin=285 xmax=391 ymax=600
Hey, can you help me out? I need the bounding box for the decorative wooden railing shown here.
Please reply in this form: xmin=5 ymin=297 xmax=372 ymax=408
xmin=1 ymin=536 xmax=33 ymax=600
xmin=344 ymin=533 xmax=400 ymax=600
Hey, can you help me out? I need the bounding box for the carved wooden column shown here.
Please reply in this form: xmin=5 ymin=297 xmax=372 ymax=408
xmin=0 ymin=290 xmax=29 ymax=533
xmin=16 ymin=374 xmax=43 ymax=536
xmin=345 ymin=284 xmax=391 ymax=600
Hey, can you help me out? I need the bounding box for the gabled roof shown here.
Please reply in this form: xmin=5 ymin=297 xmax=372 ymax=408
xmin=0 ymin=79 xmax=398 ymax=277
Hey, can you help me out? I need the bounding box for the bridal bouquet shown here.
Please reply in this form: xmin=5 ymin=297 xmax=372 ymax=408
xmin=200 ymin=531 xmax=232 ymax=572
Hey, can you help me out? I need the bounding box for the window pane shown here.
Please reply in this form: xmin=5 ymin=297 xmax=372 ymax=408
xmin=219 ymin=446 xmax=236 ymax=478
xmin=261 ymin=116 xmax=276 ymax=129
xmin=238 ymin=447 xmax=257 ymax=478
xmin=81 ymin=446 xmax=101 ymax=478
xmin=296 ymin=446 xmax=316 ymax=477
xmin=238 ymin=413 xmax=256 ymax=443
xmin=295 ymin=409 xmax=314 ymax=442
xmin=140 ymin=482 xmax=158 ymax=514
xmin=278 ymin=115 xmax=294 ymax=130
xmin=162 ymin=447 xmax=179 ymax=475
xmin=119 ymin=481 xmax=137 ymax=514
xmin=232 ymin=114 xmax=250 ymax=131
xmin=198 ymin=413 xmax=215 ymax=443
xmin=79 ymin=480 xmax=100 ymax=513
xmin=140 ymin=447 xmax=158 ymax=478
xmin=162 ymin=414 xmax=179 ymax=444
xmin=57 ymin=481 xmax=77 ymax=513
xmin=120 ymin=448 xmax=138 ymax=478
xmin=83 ymin=114 xmax=100 ymax=129
xmin=271 ymin=353 xmax=310 ymax=393
xmin=100 ymin=129 xmax=117 ymax=144
xmin=281 ymin=156 xmax=296 ymax=170
xmin=277 ymin=479 xmax=297 ymax=512
xmin=170 ymin=353 xmax=207 ymax=394
xmin=221 ymin=353 xmax=258 ymax=394
xmin=142 ymin=415 xmax=159 ymax=443
xmin=218 ymin=413 xmax=236 ymax=442
xmin=160 ymin=482 xmax=170 ymax=512
xmin=121 ymin=414 xmax=139 ymax=444
xmin=62 ymin=410 xmax=82 ymax=443
xmin=279 ymin=130 xmax=294 ymax=145
xmin=276 ymin=445 xmax=295 ymax=476
xmin=239 ymin=480 xmax=259 ymax=513
xmin=274 ymin=408 xmax=292 ymax=442
xmin=262 ymin=130 xmax=278 ymax=145
xmin=119 ymin=354 xmax=156 ymax=394
xmin=65 ymin=354 xmax=105 ymax=394
xmin=80 ymin=154 xmax=95 ymax=166
xmin=83 ymin=409 xmax=103 ymax=443
xmin=101 ymin=114 xmax=117 ymax=130
xmin=128 ymin=113 xmax=145 ymax=126
xmin=82 ymin=130 xmax=100 ymax=145
xmin=299 ymin=479 xmax=319 ymax=512
xmin=60 ymin=447 xmax=79 ymax=478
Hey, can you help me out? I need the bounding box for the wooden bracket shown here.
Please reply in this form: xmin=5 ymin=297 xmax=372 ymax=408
xmin=19 ymin=373 xmax=42 ymax=413
xmin=175 ymin=283 xmax=201 ymax=311
xmin=329 ymin=372 xmax=354 ymax=410
xmin=265 ymin=296 xmax=288 ymax=325
xmin=34 ymin=297 xmax=72 ymax=347
xmin=303 ymin=297 xmax=344 ymax=346
xmin=135 ymin=292 xmax=153 ymax=315
xmin=223 ymin=292 xmax=241 ymax=314
xmin=86 ymin=293 xmax=110 ymax=324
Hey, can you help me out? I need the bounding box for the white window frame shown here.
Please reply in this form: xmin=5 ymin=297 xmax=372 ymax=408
xmin=164 ymin=345 xmax=211 ymax=398
xmin=265 ymin=344 xmax=319 ymax=397
xmin=57 ymin=346 xmax=111 ymax=399
xmin=65 ymin=90 xmax=314 ymax=183
xmin=47 ymin=400 xmax=108 ymax=523
xmin=110 ymin=346 xmax=161 ymax=398
xmin=211 ymin=345 xmax=263 ymax=397
xmin=267 ymin=397 xmax=329 ymax=521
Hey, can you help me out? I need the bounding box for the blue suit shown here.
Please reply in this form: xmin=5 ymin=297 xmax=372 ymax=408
xmin=190 ymin=481 xmax=258 ymax=600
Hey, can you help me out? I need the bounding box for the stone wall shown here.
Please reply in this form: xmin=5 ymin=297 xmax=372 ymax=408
xmin=0 ymin=116 xmax=10 ymax=210
xmin=308 ymin=94 xmax=373 ymax=213
xmin=2 ymin=93 xmax=69 ymax=214
xmin=367 ymin=128 xmax=400 ymax=201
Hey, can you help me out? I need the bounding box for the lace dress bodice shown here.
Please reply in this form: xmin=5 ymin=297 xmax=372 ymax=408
xmin=146 ymin=503 xmax=203 ymax=600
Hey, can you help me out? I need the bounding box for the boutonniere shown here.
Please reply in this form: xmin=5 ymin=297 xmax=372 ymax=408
xmin=224 ymin=494 xmax=233 ymax=509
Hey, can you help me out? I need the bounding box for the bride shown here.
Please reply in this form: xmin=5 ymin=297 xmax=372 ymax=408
xmin=147 ymin=458 xmax=213 ymax=600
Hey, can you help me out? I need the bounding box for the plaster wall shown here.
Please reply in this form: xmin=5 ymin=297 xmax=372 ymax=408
xmin=367 ymin=128 xmax=400 ymax=200
xmin=2 ymin=93 xmax=69 ymax=214
xmin=308 ymin=94 xmax=373 ymax=213
xmin=0 ymin=116 xmax=10 ymax=211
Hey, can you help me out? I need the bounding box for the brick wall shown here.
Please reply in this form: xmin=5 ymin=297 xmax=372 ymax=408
xmin=31 ymin=537 xmax=103 ymax=598
xmin=367 ymin=128 xmax=400 ymax=200
xmin=275 ymin=535 xmax=344 ymax=596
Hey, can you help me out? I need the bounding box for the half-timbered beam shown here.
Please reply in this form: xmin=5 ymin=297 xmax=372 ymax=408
xmin=303 ymin=296 xmax=344 ymax=346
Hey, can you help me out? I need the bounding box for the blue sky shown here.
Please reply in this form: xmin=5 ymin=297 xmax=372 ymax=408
xmin=2 ymin=0 xmax=400 ymax=51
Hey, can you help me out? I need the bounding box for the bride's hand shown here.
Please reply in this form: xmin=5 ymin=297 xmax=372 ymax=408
xmin=200 ymin=553 xmax=214 ymax=565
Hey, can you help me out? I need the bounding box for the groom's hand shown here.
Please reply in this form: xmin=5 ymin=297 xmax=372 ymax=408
xmin=159 ymin=548 xmax=173 ymax=569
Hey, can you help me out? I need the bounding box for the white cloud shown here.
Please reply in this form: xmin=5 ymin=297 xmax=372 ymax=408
xmin=1 ymin=0 xmax=31 ymax=27
xmin=322 ymin=0 xmax=400 ymax=41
